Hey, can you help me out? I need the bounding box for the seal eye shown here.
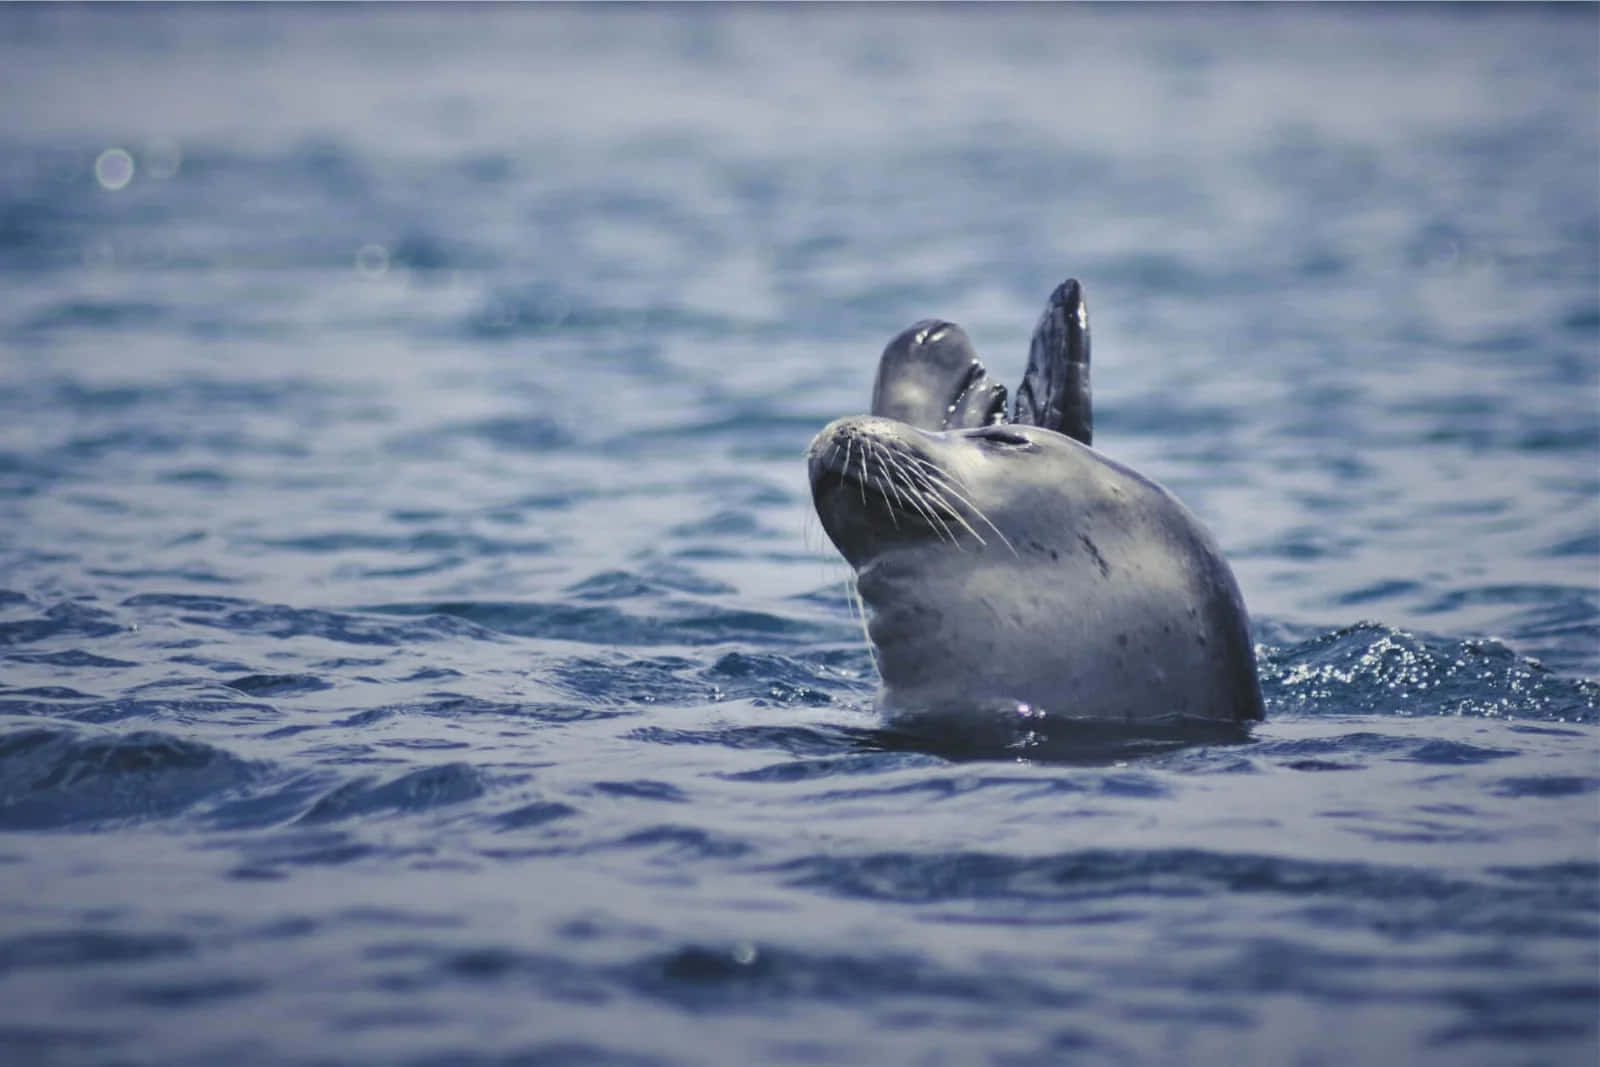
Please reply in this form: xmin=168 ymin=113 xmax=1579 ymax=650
xmin=973 ymin=429 xmax=1033 ymax=451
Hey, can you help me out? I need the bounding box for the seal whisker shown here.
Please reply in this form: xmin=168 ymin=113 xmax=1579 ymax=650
xmin=867 ymin=467 xmax=895 ymax=526
xmin=885 ymin=450 xmax=990 ymax=549
xmin=864 ymin=441 xmax=903 ymax=531
xmin=875 ymin=475 xmax=903 ymax=530
xmin=901 ymin=452 xmax=1017 ymax=556
xmin=824 ymin=439 xmax=846 ymax=485
xmin=843 ymin=437 xmax=867 ymax=508
xmin=878 ymin=443 xmax=961 ymax=547
xmin=866 ymin=439 xmax=931 ymax=532
xmin=844 ymin=573 xmax=878 ymax=679
xmin=905 ymin=466 xmax=989 ymax=549
xmin=890 ymin=470 xmax=954 ymax=545
xmin=857 ymin=442 xmax=873 ymax=509
xmin=904 ymin=470 xmax=965 ymax=548
xmin=880 ymin=440 xmax=960 ymax=546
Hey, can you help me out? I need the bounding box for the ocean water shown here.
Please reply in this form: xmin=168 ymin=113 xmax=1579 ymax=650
xmin=0 ymin=5 xmax=1596 ymax=1065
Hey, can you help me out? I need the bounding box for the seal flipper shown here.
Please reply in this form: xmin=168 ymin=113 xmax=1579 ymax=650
xmin=948 ymin=373 xmax=1007 ymax=429
xmin=1012 ymin=279 xmax=1091 ymax=446
xmin=871 ymin=320 xmax=1007 ymax=431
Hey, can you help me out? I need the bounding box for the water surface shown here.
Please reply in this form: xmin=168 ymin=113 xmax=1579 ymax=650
xmin=0 ymin=6 xmax=1596 ymax=1066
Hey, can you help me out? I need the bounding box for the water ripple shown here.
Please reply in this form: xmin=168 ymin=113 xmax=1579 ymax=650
xmin=0 ymin=724 xmax=262 ymax=830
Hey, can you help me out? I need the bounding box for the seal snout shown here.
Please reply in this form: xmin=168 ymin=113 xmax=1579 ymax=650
xmin=807 ymin=415 xmax=911 ymax=482
xmin=808 ymin=414 xmax=973 ymax=568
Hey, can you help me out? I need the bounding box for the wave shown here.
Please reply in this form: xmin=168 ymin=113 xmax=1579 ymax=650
xmin=0 ymin=723 xmax=262 ymax=830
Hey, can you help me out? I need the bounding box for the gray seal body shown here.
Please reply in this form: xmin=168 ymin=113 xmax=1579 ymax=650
xmin=809 ymin=279 xmax=1263 ymax=725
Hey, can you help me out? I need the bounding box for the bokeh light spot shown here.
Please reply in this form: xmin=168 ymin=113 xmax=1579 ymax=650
xmin=94 ymin=147 xmax=135 ymax=191
xmin=355 ymin=243 xmax=390 ymax=278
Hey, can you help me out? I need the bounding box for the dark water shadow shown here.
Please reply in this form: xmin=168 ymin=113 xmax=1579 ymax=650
xmin=862 ymin=710 xmax=1255 ymax=767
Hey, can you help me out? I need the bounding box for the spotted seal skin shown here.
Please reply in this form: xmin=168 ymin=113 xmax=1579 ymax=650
xmin=809 ymin=279 xmax=1263 ymax=725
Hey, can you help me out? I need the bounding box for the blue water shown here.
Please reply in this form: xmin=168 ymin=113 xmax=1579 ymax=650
xmin=0 ymin=6 xmax=1597 ymax=1065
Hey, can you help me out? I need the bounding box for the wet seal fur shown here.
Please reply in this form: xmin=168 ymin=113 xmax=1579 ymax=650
xmin=809 ymin=280 xmax=1264 ymax=732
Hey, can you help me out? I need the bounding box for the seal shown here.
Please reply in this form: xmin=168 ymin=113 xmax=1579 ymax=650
xmin=809 ymin=279 xmax=1263 ymax=726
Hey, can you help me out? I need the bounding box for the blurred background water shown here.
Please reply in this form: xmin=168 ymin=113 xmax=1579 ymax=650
xmin=0 ymin=5 xmax=1596 ymax=1066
